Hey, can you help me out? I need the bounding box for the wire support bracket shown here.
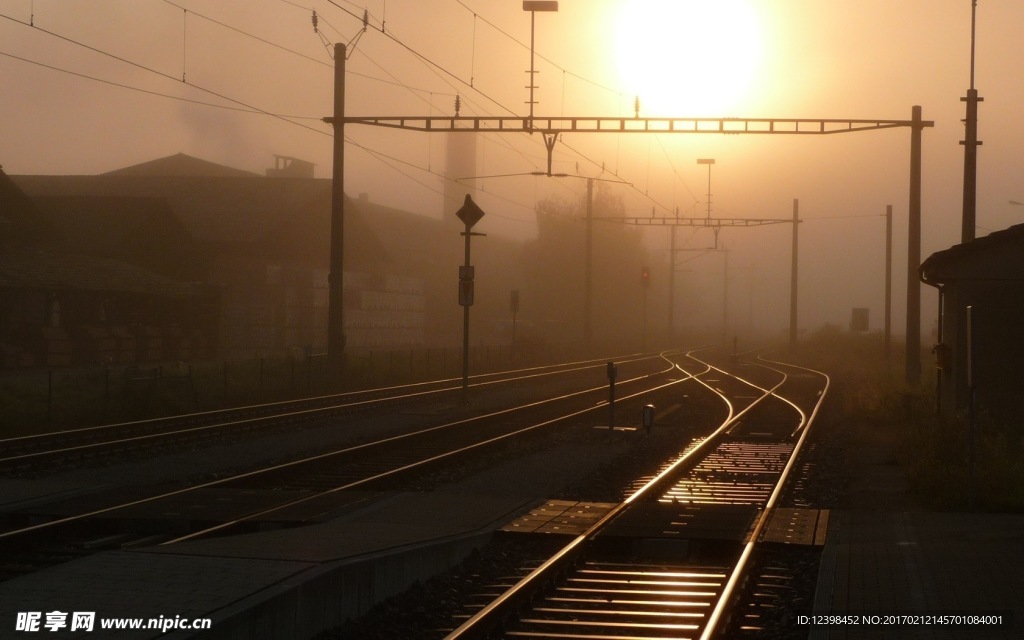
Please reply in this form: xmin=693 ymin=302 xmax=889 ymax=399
xmin=594 ymin=216 xmax=795 ymax=228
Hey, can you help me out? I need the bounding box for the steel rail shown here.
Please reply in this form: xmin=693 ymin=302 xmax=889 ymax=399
xmin=0 ymin=354 xmax=680 ymax=542
xmin=0 ymin=352 xmax=669 ymax=467
xmin=161 ymin=352 xmax=690 ymax=543
xmin=697 ymin=355 xmax=830 ymax=640
xmin=713 ymin=358 xmax=809 ymax=436
xmin=443 ymin=350 xmax=789 ymax=640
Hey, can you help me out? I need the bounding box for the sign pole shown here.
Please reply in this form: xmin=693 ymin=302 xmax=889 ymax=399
xmin=456 ymin=195 xmax=486 ymax=405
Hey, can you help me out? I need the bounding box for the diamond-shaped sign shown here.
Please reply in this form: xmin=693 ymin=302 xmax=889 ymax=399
xmin=456 ymin=194 xmax=485 ymax=230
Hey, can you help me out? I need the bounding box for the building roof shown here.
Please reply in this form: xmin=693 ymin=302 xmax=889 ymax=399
xmin=11 ymin=160 xmax=424 ymax=272
xmin=0 ymin=168 xmax=64 ymax=248
xmin=34 ymin=196 xmax=205 ymax=280
xmin=353 ymin=194 xmax=448 ymax=271
xmin=10 ymin=154 xmax=506 ymax=278
xmin=921 ymin=223 xmax=1024 ymax=285
xmin=0 ymin=169 xmax=201 ymax=296
xmin=103 ymin=153 xmax=261 ymax=178
xmin=13 ymin=173 xmax=316 ymax=247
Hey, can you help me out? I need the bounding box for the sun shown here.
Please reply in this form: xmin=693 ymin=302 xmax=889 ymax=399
xmin=613 ymin=0 xmax=763 ymax=116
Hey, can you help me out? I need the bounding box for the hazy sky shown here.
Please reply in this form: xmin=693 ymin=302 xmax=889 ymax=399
xmin=2 ymin=0 xmax=1023 ymax=338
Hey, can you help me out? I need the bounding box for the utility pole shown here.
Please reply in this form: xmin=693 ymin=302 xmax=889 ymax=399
xmin=327 ymin=42 xmax=346 ymax=378
xmin=789 ymin=199 xmax=799 ymax=349
xmin=584 ymin=177 xmax=593 ymax=350
xmin=337 ymin=109 xmax=932 ymax=382
xmin=961 ymin=0 xmax=982 ymax=243
xmin=906 ymin=106 xmax=924 ymax=385
xmin=885 ymin=204 xmax=893 ymax=359
xmin=668 ymin=207 xmax=677 ymax=342
xmin=640 ymin=266 xmax=650 ymax=351
xmin=722 ymin=247 xmax=729 ymax=346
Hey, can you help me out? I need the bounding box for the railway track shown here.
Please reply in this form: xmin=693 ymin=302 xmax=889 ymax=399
xmin=0 ymin=351 xmax=693 ymax=579
xmin=439 ymin=350 xmax=830 ymax=640
xmin=0 ymin=353 xmax=665 ymax=475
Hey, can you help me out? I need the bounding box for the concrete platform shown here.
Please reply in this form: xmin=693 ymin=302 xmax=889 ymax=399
xmin=0 ymin=489 xmax=530 ymax=640
xmin=0 ymin=427 xmax=639 ymax=639
xmin=810 ymin=510 xmax=1024 ymax=640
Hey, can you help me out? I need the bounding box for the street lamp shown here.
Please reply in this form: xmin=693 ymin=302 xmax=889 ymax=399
xmin=697 ymin=158 xmax=715 ymax=220
xmin=522 ymin=1 xmax=558 ymax=125
xmin=697 ymin=158 xmax=722 ymax=249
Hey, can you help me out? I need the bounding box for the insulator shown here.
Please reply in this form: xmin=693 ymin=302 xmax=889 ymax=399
xmin=311 ymin=9 xmax=318 ymax=32
xmin=454 ymin=94 xmax=462 ymax=116
xmin=362 ymin=9 xmax=369 ymax=29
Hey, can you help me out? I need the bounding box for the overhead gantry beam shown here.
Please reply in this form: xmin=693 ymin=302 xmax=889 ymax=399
xmin=328 ymin=115 xmax=932 ymax=135
xmin=326 ymin=60 xmax=933 ymax=386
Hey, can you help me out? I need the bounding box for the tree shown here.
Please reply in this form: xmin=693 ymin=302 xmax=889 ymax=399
xmin=521 ymin=185 xmax=651 ymax=351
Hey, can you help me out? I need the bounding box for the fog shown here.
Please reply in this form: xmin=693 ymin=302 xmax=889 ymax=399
xmin=3 ymin=0 xmax=1024 ymax=343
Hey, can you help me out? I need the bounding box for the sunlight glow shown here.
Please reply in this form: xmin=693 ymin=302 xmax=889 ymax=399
xmin=613 ymin=0 xmax=763 ymax=116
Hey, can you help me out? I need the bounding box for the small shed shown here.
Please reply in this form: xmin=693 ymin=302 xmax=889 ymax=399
xmin=920 ymin=224 xmax=1024 ymax=421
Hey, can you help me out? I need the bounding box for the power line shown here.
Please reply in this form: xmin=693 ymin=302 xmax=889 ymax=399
xmin=340 ymin=11 xmax=671 ymax=214
xmin=1 ymin=6 xmax=543 ymax=216
xmin=152 ymin=1 xmax=536 ymax=197
xmin=654 ymin=135 xmax=700 ymax=206
xmin=3 ymin=6 xmax=537 ymax=213
xmin=317 ymin=2 xmax=671 ymax=213
xmin=162 ymin=0 xmax=453 ymax=101
xmin=346 ymin=133 xmax=537 ymax=221
xmin=452 ymin=0 xmax=622 ymax=99
xmin=359 ymin=14 xmax=517 ymax=117
xmin=810 ymin=214 xmax=889 ymax=220
xmin=161 ymin=0 xmax=330 ymax=68
xmin=0 ymin=48 xmax=323 ymax=120
xmin=0 ymin=11 xmax=328 ymax=137
xmin=6 ymin=3 xmax=672 ymax=221
xmin=316 ymin=7 xmax=568 ymax=181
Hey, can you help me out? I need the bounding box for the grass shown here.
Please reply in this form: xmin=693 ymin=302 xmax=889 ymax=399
xmin=795 ymin=323 xmax=1024 ymax=512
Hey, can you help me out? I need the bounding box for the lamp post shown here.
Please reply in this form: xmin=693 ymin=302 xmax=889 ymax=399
xmin=697 ymin=158 xmax=715 ymax=220
xmin=456 ymin=195 xmax=486 ymax=405
xmin=522 ymin=1 xmax=558 ymax=125
xmin=698 ymin=158 xmax=723 ymax=249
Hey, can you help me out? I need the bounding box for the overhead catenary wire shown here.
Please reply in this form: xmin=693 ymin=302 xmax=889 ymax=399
xmin=0 ymin=48 xmax=322 ymax=120
xmin=319 ymin=1 xmax=679 ymax=216
xmin=6 ymin=8 xmax=548 ymax=215
xmin=0 ymin=11 xmax=329 ymax=138
xmin=347 ymin=134 xmax=536 ymax=222
xmin=451 ymin=0 xmax=622 ymax=99
xmin=328 ymin=0 xmax=516 ymax=118
xmin=322 ymin=8 xmax=569 ymax=180
xmin=8 ymin=2 xmax=677 ymax=220
xmin=164 ymin=0 xmax=453 ymax=103
xmin=0 ymin=7 xmax=552 ymax=218
xmin=654 ymin=135 xmax=700 ymax=206
xmin=164 ymin=0 xmax=331 ymax=69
